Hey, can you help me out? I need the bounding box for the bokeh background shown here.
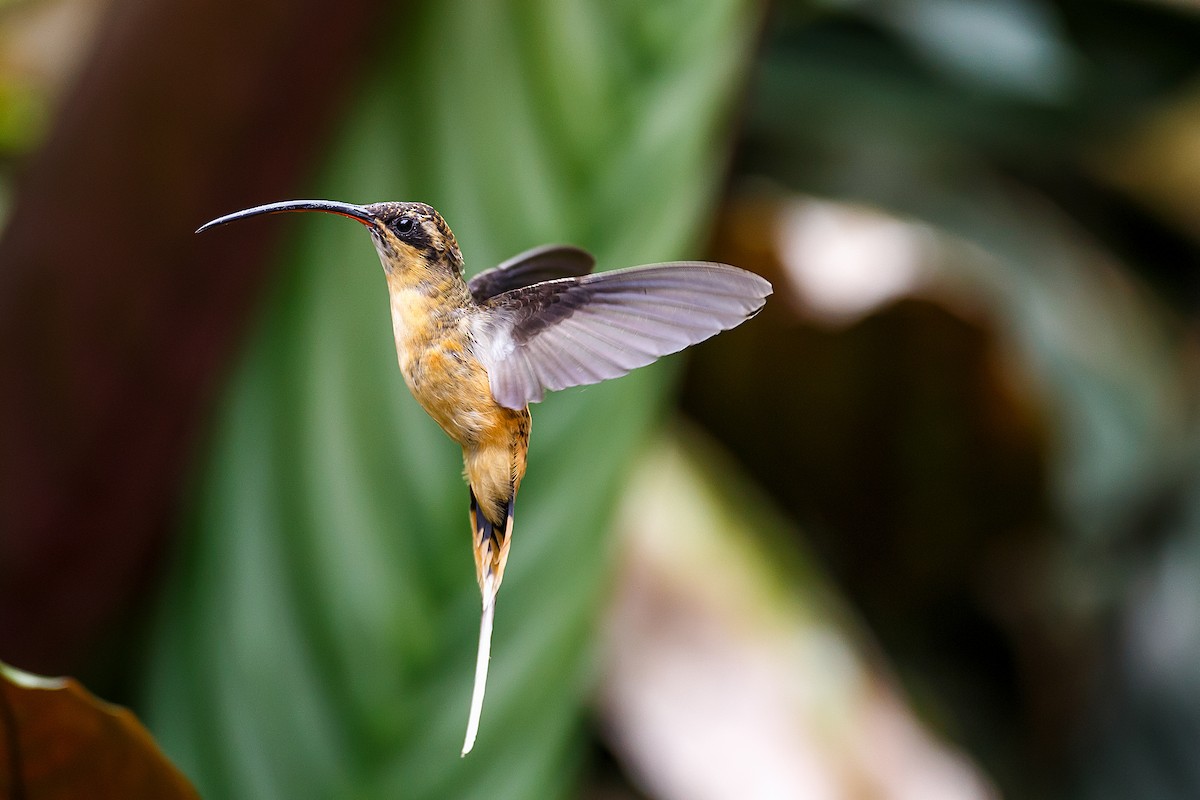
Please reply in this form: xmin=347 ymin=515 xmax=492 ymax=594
xmin=2 ymin=0 xmax=1199 ymax=798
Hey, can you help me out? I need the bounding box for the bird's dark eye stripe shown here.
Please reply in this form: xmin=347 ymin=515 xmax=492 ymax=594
xmin=391 ymin=215 xmax=436 ymax=254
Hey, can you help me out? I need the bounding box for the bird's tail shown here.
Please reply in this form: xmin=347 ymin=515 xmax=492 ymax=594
xmin=462 ymin=488 xmax=515 ymax=756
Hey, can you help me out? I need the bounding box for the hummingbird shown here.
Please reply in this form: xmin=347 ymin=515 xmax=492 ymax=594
xmin=197 ymin=199 xmax=771 ymax=754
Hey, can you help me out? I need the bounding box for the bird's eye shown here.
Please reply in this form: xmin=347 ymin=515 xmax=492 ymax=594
xmin=395 ymin=217 xmax=416 ymax=236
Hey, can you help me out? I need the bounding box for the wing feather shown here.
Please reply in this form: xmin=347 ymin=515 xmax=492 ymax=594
xmin=467 ymin=244 xmax=595 ymax=302
xmin=475 ymin=262 xmax=771 ymax=408
xmin=534 ymin=334 xmax=605 ymax=385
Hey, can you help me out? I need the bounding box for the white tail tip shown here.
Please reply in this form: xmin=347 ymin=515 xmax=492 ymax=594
xmin=461 ymin=588 xmax=496 ymax=756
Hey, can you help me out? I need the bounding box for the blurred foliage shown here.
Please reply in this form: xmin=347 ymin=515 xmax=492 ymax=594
xmin=678 ymin=1 xmax=1200 ymax=798
xmin=599 ymin=426 xmax=996 ymax=799
xmin=0 ymin=0 xmax=102 ymax=171
xmin=0 ymin=74 xmax=41 ymax=152
xmin=0 ymin=0 xmax=1196 ymax=798
xmin=0 ymin=661 xmax=198 ymax=798
xmin=745 ymin=0 xmax=1200 ymax=305
xmin=140 ymin=0 xmax=756 ymax=798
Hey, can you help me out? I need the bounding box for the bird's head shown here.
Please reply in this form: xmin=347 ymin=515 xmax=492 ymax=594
xmin=197 ymin=199 xmax=465 ymax=277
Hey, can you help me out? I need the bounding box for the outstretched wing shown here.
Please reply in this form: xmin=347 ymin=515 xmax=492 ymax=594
xmin=467 ymin=244 xmax=596 ymax=302
xmin=473 ymin=262 xmax=772 ymax=409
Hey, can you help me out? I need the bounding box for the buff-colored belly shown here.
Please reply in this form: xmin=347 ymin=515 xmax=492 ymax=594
xmin=388 ymin=282 xmax=530 ymax=522
xmin=407 ymin=342 xmax=507 ymax=447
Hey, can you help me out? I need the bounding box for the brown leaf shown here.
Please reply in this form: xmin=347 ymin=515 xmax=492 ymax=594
xmin=0 ymin=663 xmax=198 ymax=799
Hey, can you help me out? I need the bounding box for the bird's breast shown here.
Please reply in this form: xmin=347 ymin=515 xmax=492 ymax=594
xmin=388 ymin=286 xmax=514 ymax=448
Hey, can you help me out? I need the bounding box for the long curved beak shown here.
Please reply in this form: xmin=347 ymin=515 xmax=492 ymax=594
xmin=196 ymin=200 xmax=377 ymax=233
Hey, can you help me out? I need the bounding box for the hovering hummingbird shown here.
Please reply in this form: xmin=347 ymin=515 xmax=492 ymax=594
xmin=197 ymin=200 xmax=771 ymax=754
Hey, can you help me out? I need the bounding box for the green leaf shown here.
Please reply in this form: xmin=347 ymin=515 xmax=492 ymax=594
xmin=142 ymin=1 xmax=758 ymax=798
